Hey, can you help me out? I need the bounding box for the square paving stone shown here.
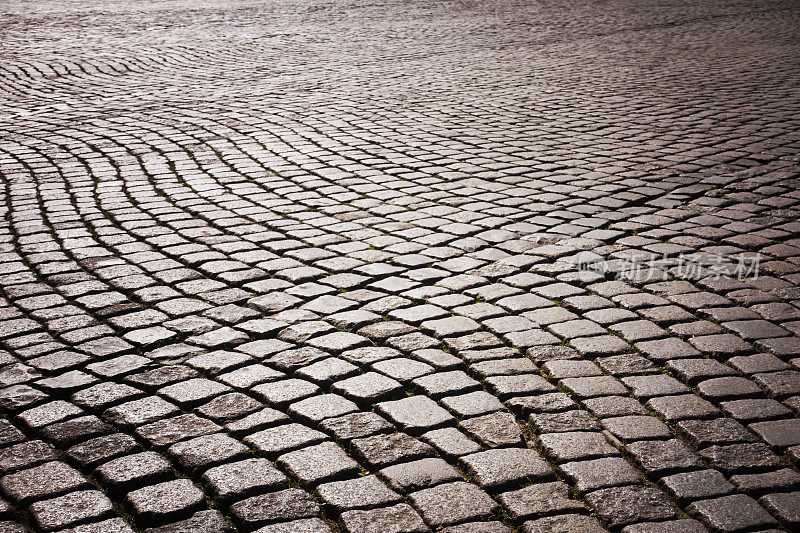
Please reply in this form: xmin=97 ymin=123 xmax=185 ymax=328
xmin=520 ymin=514 xmax=608 ymax=533
xmin=105 ymin=396 xmax=179 ymax=427
xmin=596 ymin=354 xmax=658 ymax=376
xmin=158 ymin=378 xmax=232 ymax=408
xmin=667 ymin=359 xmax=735 ymax=385
xmin=438 ymin=522 xmax=511 ymax=533
xmin=252 ymin=379 xmax=320 ymax=408
xmin=749 ymin=418 xmax=800 ymax=448
xmin=410 ymin=481 xmax=499 ymax=527
xmin=319 ymin=412 xmax=393 ymax=442
xmin=0 ymin=440 xmax=56 ymax=474
xmin=677 ymin=418 xmax=756 ymax=447
xmin=218 ymin=365 xmax=285 ymax=389
xmin=378 ymin=458 xmax=461 ymax=494
xmin=30 ymin=490 xmax=114 ymax=531
xmin=125 ymin=365 xmax=199 ymax=390
xmin=698 ymin=443 xmax=783 ymax=474
xmin=760 ymin=491 xmax=800 ymax=528
xmin=459 ymin=411 xmax=523 ymax=448
xmin=126 ymin=479 xmax=205 ymax=527
xmin=202 ymin=458 xmax=288 ymax=505
xmin=143 ymin=510 xmax=234 ymax=533
xmin=137 ymin=414 xmax=222 ymax=449
xmin=441 ymin=391 xmax=505 ymax=418
xmin=72 ymin=382 xmax=144 ymax=410
xmin=421 ymin=427 xmax=482 ymax=458
xmin=647 ymin=395 xmax=720 ymax=421
xmin=696 ymin=377 xmax=762 ymax=401
xmin=196 ymin=392 xmax=261 ymax=422
xmin=168 ymin=433 xmax=250 ymax=473
xmin=538 ymin=432 xmax=618 ymax=462
xmin=530 ymin=410 xmax=599 ymax=433
xmin=17 ymin=400 xmax=84 ymax=429
xmin=459 ymin=448 xmax=552 ymax=491
xmin=225 ymin=408 xmax=290 ymax=436
xmin=660 ymin=470 xmax=735 ymax=504
xmin=277 ymin=441 xmax=361 ymax=486
xmin=561 ymin=457 xmax=642 ymax=493
xmin=753 ymin=370 xmax=800 ymax=398
xmin=0 ymin=521 xmax=26 ymax=533
xmin=297 ymin=358 xmax=360 ymax=386
xmin=245 ymin=423 xmax=327 ymax=457
xmin=253 ymin=518 xmax=332 ymax=533
xmin=688 ymin=335 xmax=754 ymax=358
xmin=560 ymin=376 xmax=628 ymax=399
xmin=317 ymin=474 xmax=402 ymax=513
xmin=0 ymin=385 xmax=48 ymax=413
xmin=620 ymin=519 xmax=708 ymax=533
xmin=61 ymin=517 xmax=136 ymax=532
xmin=350 ymin=433 xmax=434 ymax=469
xmin=372 ymin=358 xmax=435 ymax=382
xmin=730 ymin=468 xmax=800 ymax=495
xmin=40 ymin=415 xmax=112 ymax=447
xmin=583 ymin=396 xmax=648 ymax=418
xmin=585 ymin=485 xmax=676 ymax=528
xmin=306 ymin=332 xmax=370 ymax=353
xmin=543 ymin=360 xmax=602 ymax=379
xmin=95 ymin=451 xmax=173 ymax=494
xmin=601 ymin=415 xmax=672 ymax=441
xmin=1 ymin=461 xmax=89 ymax=503
xmin=412 ymin=371 xmax=481 ymax=399
xmin=470 ymin=358 xmax=537 ymax=378
xmin=687 ymin=494 xmax=778 ymax=533
xmin=720 ymin=398 xmax=791 ymax=423
xmin=231 ymin=489 xmax=320 ymax=529
xmin=627 ymin=439 xmax=704 ymax=476
xmin=485 ymin=374 xmax=560 ymax=400
xmin=332 ymin=372 xmax=404 ymax=405
xmin=498 ymin=481 xmax=586 ymax=522
xmin=339 ymin=503 xmax=429 ymax=533
xmin=185 ymin=350 xmax=252 ymax=376
xmin=635 ymin=338 xmax=701 ymax=362
xmin=376 ymin=396 xmax=455 ymax=434
xmin=622 ymin=374 xmax=689 ymax=398
xmin=508 ymin=393 xmax=576 ymax=416
xmin=66 ymin=433 xmax=140 ymax=469
xmin=289 ymin=394 xmax=359 ymax=424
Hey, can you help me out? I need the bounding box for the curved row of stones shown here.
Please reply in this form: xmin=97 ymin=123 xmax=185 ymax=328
xmin=2 ymin=0 xmax=800 ymax=532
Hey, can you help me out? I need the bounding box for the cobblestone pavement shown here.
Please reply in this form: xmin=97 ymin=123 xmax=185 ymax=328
xmin=1 ymin=0 xmax=800 ymax=531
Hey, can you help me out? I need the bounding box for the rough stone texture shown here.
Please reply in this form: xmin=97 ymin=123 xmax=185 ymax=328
xmin=498 ymin=481 xmax=586 ymax=522
xmin=688 ymin=494 xmax=779 ymax=532
xmin=410 ymin=482 xmax=499 ymax=527
xmin=585 ymin=486 xmax=676 ymax=528
xmin=126 ymin=479 xmax=206 ymax=527
xmin=2 ymin=2 xmax=800 ymax=532
xmin=339 ymin=504 xmax=429 ymax=533
xmin=230 ymin=489 xmax=319 ymax=530
xmin=143 ymin=510 xmax=234 ymax=533
xmin=459 ymin=448 xmax=552 ymax=491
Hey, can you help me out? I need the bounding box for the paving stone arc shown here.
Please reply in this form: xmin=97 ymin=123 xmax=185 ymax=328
xmin=0 ymin=0 xmax=799 ymax=532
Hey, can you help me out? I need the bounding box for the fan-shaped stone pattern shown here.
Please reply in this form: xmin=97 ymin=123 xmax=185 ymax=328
xmin=0 ymin=0 xmax=799 ymax=532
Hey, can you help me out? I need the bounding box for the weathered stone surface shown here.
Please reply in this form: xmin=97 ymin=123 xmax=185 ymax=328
xmin=459 ymin=448 xmax=552 ymax=491
xmin=230 ymin=489 xmax=319 ymax=529
xmin=143 ymin=510 xmax=234 ymax=533
xmin=4 ymin=4 xmax=800 ymax=533
xmin=410 ymin=482 xmax=499 ymax=527
xmin=30 ymin=490 xmax=114 ymax=531
xmin=126 ymin=479 xmax=205 ymax=526
xmin=340 ymin=503 xmax=429 ymax=533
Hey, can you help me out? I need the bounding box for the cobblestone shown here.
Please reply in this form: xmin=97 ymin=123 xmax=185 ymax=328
xmin=0 ymin=0 xmax=798 ymax=531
